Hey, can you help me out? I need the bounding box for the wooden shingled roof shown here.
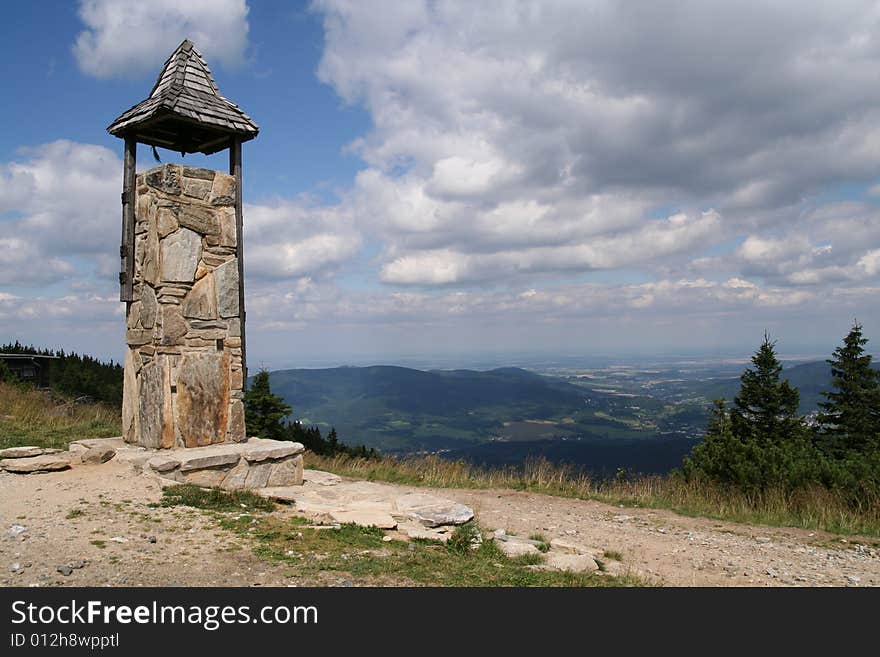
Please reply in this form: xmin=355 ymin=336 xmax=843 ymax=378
xmin=107 ymin=40 xmax=259 ymax=155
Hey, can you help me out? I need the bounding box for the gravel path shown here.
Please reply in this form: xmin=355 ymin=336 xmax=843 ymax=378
xmin=1 ymin=460 xmax=877 ymax=587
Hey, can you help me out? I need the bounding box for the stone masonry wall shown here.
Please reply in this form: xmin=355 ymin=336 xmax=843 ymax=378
xmin=122 ymin=164 xmax=244 ymax=448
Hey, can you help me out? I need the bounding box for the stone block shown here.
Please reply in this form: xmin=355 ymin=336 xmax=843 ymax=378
xmin=182 ymin=272 xmax=217 ymax=320
xmin=215 ymin=259 xmax=240 ymax=318
xmin=267 ymin=455 xmax=303 ymax=486
xmin=210 ymin=174 xmax=236 ymax=205
xmin=183 ymin=167 xmax=216 ymax=181
xmin=175 ymin=351 xmax=230 ymax=447
xmin=157 ymin=207 xmax=178 ymax=238
xmin=145 ymin=165 xmax=181 ymax=195
xmin=126 ymin=329 xmax=152 ymax=346
xmin=160 ymin=228 xmax=201 ymax=283
xmin=140 ymin=284 xmax=157 ymax=329
xmin=183 ymin=179 xmax=212 ymax=200
xmin=243 ymin=439 xmax=304 ymax=462
xmin=244 ymin=461 xmax=272 ymax=489
xmin=148 ymin=455 xmax=180 ymax=473
xmin=220 ymin=459 xmax=249 ymax=490
xmin=218 ymin=207 xmax=237 ymax=248
xmin=126 ymin=301 xmax=142 ymax=329
xmin=177 ymin=446 xmax=241 ymax=471
xmin=159 ymin=304 xmax=188 ymax=342
xmin=178 ymin=204 xmax=219 ymax=236
xmin=137 ymin=358 xmax=165 ymax=449
xmin=184 ymin=469 xmax=228 ymax=487
xmin=228 ymin=399 xmax=246 ymax=441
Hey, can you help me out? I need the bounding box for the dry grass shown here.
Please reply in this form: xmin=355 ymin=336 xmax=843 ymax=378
xmin=306 ymin=452 xmax=880 ymax=537
xmin=0 ymin=382 xmax=120 ymax=450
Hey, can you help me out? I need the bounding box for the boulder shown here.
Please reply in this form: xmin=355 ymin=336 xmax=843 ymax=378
xmin=0 ymin=454 xmax=71 ymax=473
xmin=394 ymin=492 xmax=474 ymax=527
xmin=80 ymin=446 xmax=116 ymax=465
xmin=543 ymin=553 xmax=599 ymax=573
xmin=303 ymin=469 xmax=342 ymax=486
xmin=496 ymin=540 xmax=540 ymax=558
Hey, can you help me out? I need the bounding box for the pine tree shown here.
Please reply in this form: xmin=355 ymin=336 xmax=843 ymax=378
xmin=685 ymin=333 xmax=817 ymax=490
xmin=327 ymin=427 xmax=339 ymax=454
xmin=730 ymin=332 xmax=803 ymax=446
xmin=243 ymin=369 xmax=291 ymax=440
xmin=817 ymin=322 xmax=880 ymax=457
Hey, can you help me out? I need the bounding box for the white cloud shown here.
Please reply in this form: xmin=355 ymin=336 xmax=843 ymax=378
xmin=74 ymin=0 xmax=250 ymax=78
xmin=243 ymin=199 xmax=361 ymax=280
xmin=313 ymin=1 xmax=880 ymax=289
xmin=0 ymin=140 xmax=120 ymax=287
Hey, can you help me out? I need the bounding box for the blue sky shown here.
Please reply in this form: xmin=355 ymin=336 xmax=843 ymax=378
xmin=2 ymin=1 xmax=880 ymax=368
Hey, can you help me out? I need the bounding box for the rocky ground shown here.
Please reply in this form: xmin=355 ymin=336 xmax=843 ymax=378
xmin=1 ymin=455 xmax=878 ymax=587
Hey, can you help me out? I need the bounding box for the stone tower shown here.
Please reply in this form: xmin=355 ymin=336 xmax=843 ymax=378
xmin=108 ymin=40 xmax=259 ymax=449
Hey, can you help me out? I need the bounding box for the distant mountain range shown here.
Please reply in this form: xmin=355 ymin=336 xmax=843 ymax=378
xmin=265 ymin=360 xmax=842 ymax=475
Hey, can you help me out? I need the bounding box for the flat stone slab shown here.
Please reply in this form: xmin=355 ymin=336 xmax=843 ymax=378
xmin=394 ymin=492 xmax=474 ymax=527
xmin=326 ymin=509 xmax=398 ymax=529
xmin=0 ymin=454 xmax=71 ymax=473
xmin=243 ymin=438 xmax=304 ymax=462
xmin=400 ymin=524 xmax=451 ymax=543
xmin=177 ymin=445 xmax=241 ymax=472
xmin=0 ymin=446 xmax=61 ymax=459
xmin=303 ymin=469 xmax=342 ymax=486
xmin=147 ymin=455 xmax=180 ymax=473
xmin=258 ymin=487 xmax=299 ymax=503
xmin=70 ymin=437 xmax=125 ymax=451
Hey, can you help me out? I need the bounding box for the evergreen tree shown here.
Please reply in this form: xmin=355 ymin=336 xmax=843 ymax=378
xmin=817 ymin=322 xmax=880 ymax=457
xmin=730 ymin=332 xmax=803 ymax=446
xmin=685 ymin=333 xmax=817 ymax=490
xmin=243 ymin=369 xmax=291 ymax=440
xmin=327 ymin=427 xmax=339 ymax=453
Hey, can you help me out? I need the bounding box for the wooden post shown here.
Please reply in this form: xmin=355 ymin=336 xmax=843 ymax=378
xmin=119 ymin=137 xmax=137 ymax=302
xmin=230 ymin=138 xmax=247 ymax=383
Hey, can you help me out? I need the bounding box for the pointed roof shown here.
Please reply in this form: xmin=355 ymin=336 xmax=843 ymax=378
xmin=107 ymin=40 xmax=259 ymax=155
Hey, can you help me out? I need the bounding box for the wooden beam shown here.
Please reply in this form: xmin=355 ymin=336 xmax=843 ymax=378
xmin=230 ymin=138 xmax=247 ymax=383
xmin=120 ymin=137 xmax=137 ymax=302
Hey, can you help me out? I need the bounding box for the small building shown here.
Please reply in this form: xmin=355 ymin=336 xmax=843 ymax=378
xmin=0 ymin=353 xmax=59 ymax=387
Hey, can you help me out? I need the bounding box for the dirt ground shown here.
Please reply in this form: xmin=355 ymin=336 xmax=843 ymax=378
xmin=1 ymin=459 xmax=877 ymax=587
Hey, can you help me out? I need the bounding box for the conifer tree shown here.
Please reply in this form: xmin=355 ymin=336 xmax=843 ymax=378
xmin=817 ymin=322 xmax=880 ymax=457
xmin=243 ymin=369 xmax=291 ymax=440
xmin=730 ymin=332 xmax=803 ymax=446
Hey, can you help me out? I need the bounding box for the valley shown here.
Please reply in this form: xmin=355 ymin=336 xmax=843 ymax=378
xmin=267 ymin=357 xmax=833 ymax=476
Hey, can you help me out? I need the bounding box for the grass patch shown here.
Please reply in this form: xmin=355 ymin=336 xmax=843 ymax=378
xmin=218 ymin=514 xmax=643 ymax=587
xmin=157 ymin=485 xmax=275 ymax=513
xmin=90 ymin=540 xmax=106 ymax=549
xmin=306 ymin=452 xmax=880 ymax=537
xmin=603 ymin=550 xmax=623 ymax=561
xmin=529 ymin=533 xmax=551 ymax=552
xmin=0 ymin=382 xmax=120 ymax=450
xmin=66 ymin=508 xmax=85 ymax=519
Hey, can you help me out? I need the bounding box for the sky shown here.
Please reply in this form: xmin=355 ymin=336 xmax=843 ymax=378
xmin=1 ymin=0 xmax=880 ymax=369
